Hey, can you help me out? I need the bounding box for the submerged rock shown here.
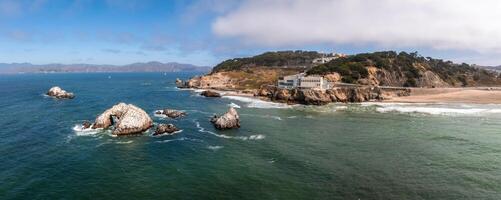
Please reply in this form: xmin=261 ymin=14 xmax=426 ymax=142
xmin=153 ymin=124 xmax=179 ymax=136
xmin=201 ymin=90 xmax=221 ymax=97
xmin=210 ymin=107 xmax=240 ymax=130
xmin=155 ymin=109 xmax=186 ymax=119
xmin=82 ymin=121 xmax=92 ymax=129
xmin=47 ymin=86 xmax=75 ymax=99
xmin=91 ymin=103 xmax=153 ymax=135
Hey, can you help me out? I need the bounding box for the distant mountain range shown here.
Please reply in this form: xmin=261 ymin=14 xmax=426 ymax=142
xmin=0 ymin=61 xmax=212 ymax=74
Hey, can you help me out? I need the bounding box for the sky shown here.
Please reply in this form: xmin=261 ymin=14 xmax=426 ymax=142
xmin=1 ymin=0 xmax=501 ymax=66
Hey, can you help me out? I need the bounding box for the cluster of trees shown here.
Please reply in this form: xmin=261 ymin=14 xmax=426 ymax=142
xmin=307 ymin=51 xmax=499 ymax=86
xmin=212 ymin=51 xmax=323 ymax=73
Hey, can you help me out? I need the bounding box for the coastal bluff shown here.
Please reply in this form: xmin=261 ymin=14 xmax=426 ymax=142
xmin=176 ymin=75 xmax=411 ymax=105
xmin=256 ymin=85 xmax=410 ymax=105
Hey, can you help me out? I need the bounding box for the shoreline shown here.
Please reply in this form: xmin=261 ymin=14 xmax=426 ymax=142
xmin=386 ymin=88 xmax=501 ymax=104
xmin=186 ymin=87 xmax=501 ymax=105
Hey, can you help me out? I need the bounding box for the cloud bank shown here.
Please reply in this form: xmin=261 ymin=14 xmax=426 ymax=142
xmin=213 ymin=0 xmax=501 ymax=52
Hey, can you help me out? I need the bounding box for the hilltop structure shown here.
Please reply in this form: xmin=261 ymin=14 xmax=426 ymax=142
xmin=278 ymin=73 xmax=333 ymax=90
xmin=312 ymin=53 xmax=347 ymax=64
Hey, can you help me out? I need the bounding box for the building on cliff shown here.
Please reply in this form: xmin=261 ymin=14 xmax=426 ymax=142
xmin=312 ymin=53 xmax=347 ymax=64
xmin=278 ymin=73 xmax=333 ymax=90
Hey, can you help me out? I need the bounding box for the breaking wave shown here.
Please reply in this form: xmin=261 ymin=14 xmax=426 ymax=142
xmin=364 ymin=102 xmax=501 ymax=116
xmin=155 ymin=137 xmax=203 ymax=143
xmin=115 ymin=140 xmax=133 ymax=144
xmin=194 ymin=120 xmax=266 ymax=141
xmin=222 ymin=96 xmax=291 ymax=109
xmin=240 ymin=113 xmax=282 ymax=121
xmin=151 ymin=130 xmax=184 ymax=137
xmin=207 ymin=145 xmax=224 ymax=150
xmin=228 ymin=102 xmax=241 ymax=108
xmin=73 ymin=124 xmax=102 ymax=136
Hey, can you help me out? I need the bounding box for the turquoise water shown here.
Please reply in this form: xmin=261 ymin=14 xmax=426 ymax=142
xmin=1 ymin=73 xmax=501 ymax=199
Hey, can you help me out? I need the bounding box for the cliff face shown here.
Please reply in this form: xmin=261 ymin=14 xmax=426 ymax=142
xmin=256 ymin=85 xmax=410 ymax=105
xmin=177 ymin=67 xmax=301 ymax=90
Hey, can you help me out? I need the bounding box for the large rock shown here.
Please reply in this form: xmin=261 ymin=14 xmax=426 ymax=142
xmin=210 ymin=107 xmax=240 ymax=130
xmin=155 ymin=109 xmax=186 ymax=118
xmin=153 ymin=124 xmax=179 ymax=136
xmin=92 ymin=103 xmax=153 ymax=135
xmin=175 ymin=78 xmax=187 ymax=88
xmin=47 ymin=86 xmax=75 ymax=99
xmin=201 ymin=90 xmax=221 ymax=97
xmin=300 ymin=89 xmax=332 ymax=105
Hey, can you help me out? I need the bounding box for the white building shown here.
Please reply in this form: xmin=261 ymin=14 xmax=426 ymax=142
xmin=312 ymin=53 xmax=347 ymax=64
xmin=278 ymin=73 xmax=332 ymax=90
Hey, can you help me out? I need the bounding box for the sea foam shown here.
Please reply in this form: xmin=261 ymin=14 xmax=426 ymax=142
xmin=228 ymin=102 xmax=241 ymax=108
xmin=73 ymin=124 xmax=102 ymax=136
xmin=222 ymin=96 xmax=291 ymax=109
xmin=364 ymin=102 xmax=501 ymax=116
xmin=194 ymin=120 xmax=266 ymax=141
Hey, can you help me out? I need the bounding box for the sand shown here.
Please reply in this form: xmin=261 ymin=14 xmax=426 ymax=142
xmin=387 ymin=88 xmax=501 ymax=104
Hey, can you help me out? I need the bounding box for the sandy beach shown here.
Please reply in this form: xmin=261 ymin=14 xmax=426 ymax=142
xmin=387 ymin=88 xmax=501 ymax=104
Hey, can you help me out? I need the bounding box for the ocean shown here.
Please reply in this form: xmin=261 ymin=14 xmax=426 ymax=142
xmin=1 ymin=72 xmax=501 ymax=199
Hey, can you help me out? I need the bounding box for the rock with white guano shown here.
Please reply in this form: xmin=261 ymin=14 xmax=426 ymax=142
xmin=47 ymin=86 xmax=75 ymax=99
xmin=210 ymin=107 xmax=240 ymax=130
xmin=91 ymin=103 xmax=153 ymax=135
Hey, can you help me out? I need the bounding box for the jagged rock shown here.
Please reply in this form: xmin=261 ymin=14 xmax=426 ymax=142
xmin=47 ymin=86 xmax=75 ymax=99
xmin=153 ymin=124 xmax=179 ymax=136
xmin=324 ymin=73 xmax=341 ymax=83
xmin=300 ymin=89 xmax=332 ymax=105
xmin=92 ymin=103 xmax=153 ymax=135
xmin=211 ymin=107 xmax=240 ymax=130
xmin=201 ymin=90 xmax=221 ymax=97
xmin=82 ymin=121 xmax=92 ymax=129
xmin=274 ymin=88 xmax=292 ymax=102
xmin=175 ymin=78 xmax=186 ymax=88
xmin=155 ymin=109 xmax=186 ymax=118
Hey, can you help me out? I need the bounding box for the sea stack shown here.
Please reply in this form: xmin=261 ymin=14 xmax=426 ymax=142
xmin=153 ymin=124 xmax=179 ymax=136
xmin=47 ymin=86 xmax=75 ymax=99
xmin=201 ymin=90 xmax=221 ymax=97
xmin=91 ymin=103 xmax=153 ymax=135
xmin=210 ymin=107 xmax=240 ymax=130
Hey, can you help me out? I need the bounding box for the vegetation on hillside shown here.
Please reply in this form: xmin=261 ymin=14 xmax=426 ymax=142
xmin=307 ymin=51 xmax=500 ymax=86
xmin=212 ymin=50 xmax=322 ymax=73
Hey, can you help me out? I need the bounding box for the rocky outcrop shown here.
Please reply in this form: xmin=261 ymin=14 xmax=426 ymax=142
xmin=177 ymin=73 xmax=235 ymax=89
xmin=82 ymin=121 xmax=92 ymax=129
xmin=155 ymin=109 xmax=186 ymax=118
xmin=47 ymin=86 xmax=75 ymax=99
xmin=256 ymin=85 xmax=410 ymax=105
xmin=201 ymin=90 xmax=221 ymax=97
xmin=175 ymin=78 xmax=186 ymax=88
xmin=91 ymin=103 xmax=153 ymax=135
xmin=211 ymin=107 xmax=240 ymax=130
xmin=153 ymin=124 xmax=179 ymax=136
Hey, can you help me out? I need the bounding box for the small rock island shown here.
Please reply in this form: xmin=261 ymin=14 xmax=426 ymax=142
xmin=90 ymin=103 xmax=153 ymax=135
xmin=47 ymin=86 xmax=75 ymax=99
xmin=211 ymin=107 xmax=240 ymax=130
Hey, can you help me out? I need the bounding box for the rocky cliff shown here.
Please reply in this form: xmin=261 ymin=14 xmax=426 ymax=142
xmin=256 ymin=85 xmax=410 ymax=105
xmin=178 ymin=50 xmax=501 ymax=104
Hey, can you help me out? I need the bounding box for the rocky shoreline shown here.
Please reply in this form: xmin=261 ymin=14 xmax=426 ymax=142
xmin=177 ymin=78 xmax=411 ymax=105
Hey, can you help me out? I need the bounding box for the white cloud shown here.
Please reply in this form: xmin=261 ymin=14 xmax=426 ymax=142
xmin=212 ymin=0 xmax=501 ymax=53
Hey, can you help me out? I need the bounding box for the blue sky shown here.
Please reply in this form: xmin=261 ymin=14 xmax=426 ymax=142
xmin=1 ymin=0 xmax=501 ymax=66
